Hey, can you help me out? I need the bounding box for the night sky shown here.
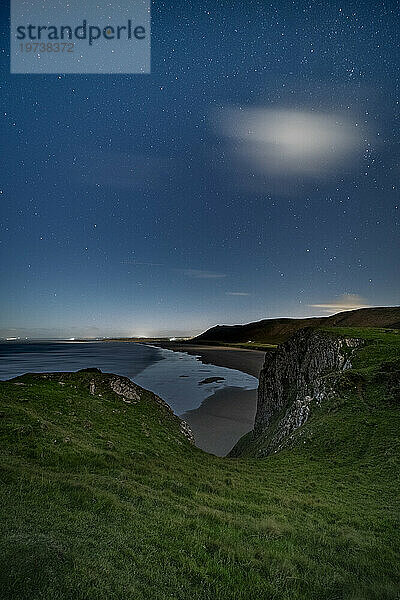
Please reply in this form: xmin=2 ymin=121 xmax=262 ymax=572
xmin=1 ymin=1 xmax=399 ymax=338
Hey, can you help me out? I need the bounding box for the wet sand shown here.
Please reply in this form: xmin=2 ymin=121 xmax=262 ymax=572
xmin=181 ymin=386 xmax=258 ymax=457
xmin=156 ymin=343 xmax=267 ymax=456
xmin=157 ymin=342 xmax=266 ymax=378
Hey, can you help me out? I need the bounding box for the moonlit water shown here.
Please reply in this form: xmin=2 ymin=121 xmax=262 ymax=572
xmin=0 ymin=341 xmax=258 ymax=414
xmin=0 ymin=342 xmax=162 ymax=380
xmin=134 ymin=346 xmax=258 ymax=414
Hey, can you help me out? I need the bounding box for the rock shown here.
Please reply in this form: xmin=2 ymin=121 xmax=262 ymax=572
xmin=107 ymin=375 xmax=195 ymax=444
xmin=198 ymin=377 xmax=225 ymax=385
xmin=180 ymin=419 xmax=195 ymax=444
xmin=253 ymin=328 xmax=363 ymax=456
xmin=109 ymin=375 xmax=141 ymax=402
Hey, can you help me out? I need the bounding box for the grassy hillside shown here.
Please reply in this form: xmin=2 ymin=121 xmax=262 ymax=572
xmin=1 ymin=329 xmax=400 ymax=600
xmin=192 ymin=306 xmax=400 ymax=345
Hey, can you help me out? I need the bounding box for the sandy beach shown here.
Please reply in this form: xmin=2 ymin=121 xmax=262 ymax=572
xmin=181 ymin=386 xmax=257 ymax=456
xmin=157 ymin=342 xmax=266 ymax=378
xmin=157 ymin=343 xmax=266 ymax=456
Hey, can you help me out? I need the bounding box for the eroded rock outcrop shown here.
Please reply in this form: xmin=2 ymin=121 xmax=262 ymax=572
xmin=87 ymin=371 xmax=195 ymax=444
xmin=253 ymin=328 xmax=363 ymax=456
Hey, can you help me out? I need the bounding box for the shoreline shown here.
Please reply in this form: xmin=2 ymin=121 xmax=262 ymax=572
xmin=181 ymin=386 xmax=257 ymax=456
xmin=153 ymin=342 xmax=266 ymax=378
xmin=154 ymin=342 xmax=266 ymax=456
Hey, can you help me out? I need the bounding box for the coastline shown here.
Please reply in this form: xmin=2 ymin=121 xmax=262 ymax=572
xmin=153 ymin=342 xmax=266 ymax=378
xmin=181 ymin=386 xmax=257 ymax=456
xmin=154 ymin=342 xmax=266 ymax=456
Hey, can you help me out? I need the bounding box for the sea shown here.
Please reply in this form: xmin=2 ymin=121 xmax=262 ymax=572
xmin=0 ymin=341 xmax=258 ymax=415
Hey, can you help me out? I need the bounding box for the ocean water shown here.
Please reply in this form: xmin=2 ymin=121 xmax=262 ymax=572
xmin=0 ymin=341 xmax=258 ymax=415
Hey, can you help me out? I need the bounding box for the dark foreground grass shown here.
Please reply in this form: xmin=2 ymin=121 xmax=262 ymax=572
xmin=0 ymin=328 xmax=399 ymax=599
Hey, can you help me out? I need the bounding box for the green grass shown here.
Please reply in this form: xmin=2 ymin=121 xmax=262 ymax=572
xmin=0 ymin=328 xmax=399 ymax=599
xmin=191 ymin=340 xmax=278 ymax=351
xmin=225 ymin=342 xmax=278 ymax=350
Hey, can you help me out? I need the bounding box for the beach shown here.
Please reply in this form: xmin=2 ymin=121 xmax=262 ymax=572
xmin=181 ymin=387 xmax=257 ymax=456
xmin=157 ymin=343 xmax=266 ymax=456
xmin=156 ymin=342 xmax=266 ymax=378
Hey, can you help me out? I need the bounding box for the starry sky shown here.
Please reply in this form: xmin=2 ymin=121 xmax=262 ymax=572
xmin=1 ymin=0 xmax=399 ymax=338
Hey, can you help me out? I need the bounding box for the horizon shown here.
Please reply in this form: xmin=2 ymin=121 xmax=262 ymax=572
xmin=2 ymin=303 xmax=398 ymax=340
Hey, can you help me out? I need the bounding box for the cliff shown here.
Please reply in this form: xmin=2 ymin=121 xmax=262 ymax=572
xmin=231 ymin=328 xmax=364 ymax=457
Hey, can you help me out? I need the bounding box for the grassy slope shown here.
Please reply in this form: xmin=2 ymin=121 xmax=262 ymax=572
xmin=0 ymin=329 xmax=399 ymax=600
xmin=192 ymin=306 xmax=400 ymax=345
xmin=180 ymin=340 xmax=278 ymax=351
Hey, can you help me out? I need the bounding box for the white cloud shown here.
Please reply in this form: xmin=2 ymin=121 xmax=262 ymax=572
xmin=309 ymin=294 xmax=372 ymax=314
xmin=226 ymin=292 xmax=251 ymax=296
xmin=215 ymin=107 xmax=365 ymax=178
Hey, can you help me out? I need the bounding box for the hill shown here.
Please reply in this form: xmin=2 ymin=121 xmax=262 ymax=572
xmin=192 ymin=306 xmax=400 ymax=346
xmin=1 ymin=330 xmax=400 ymax=599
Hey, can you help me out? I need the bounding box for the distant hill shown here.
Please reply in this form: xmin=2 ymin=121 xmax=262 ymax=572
xmin=192 ymin=306 xmax=400 ymax=345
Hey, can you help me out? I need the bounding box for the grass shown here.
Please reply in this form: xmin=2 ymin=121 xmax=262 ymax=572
xmin=0 ymin=328 xmax=399 ymax=599
xmin=187 ymin=340 xmax=278 ymax=351
xmin=223 ymin=341 xmax=278 ymax=350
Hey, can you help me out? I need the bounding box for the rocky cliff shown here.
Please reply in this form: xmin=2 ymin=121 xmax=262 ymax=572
xmin=242 ymin=328 xmax=363 ymax=457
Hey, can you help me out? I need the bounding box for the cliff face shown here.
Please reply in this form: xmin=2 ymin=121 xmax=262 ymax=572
xmin=251 ymin=328 xmax=363 ymax=456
